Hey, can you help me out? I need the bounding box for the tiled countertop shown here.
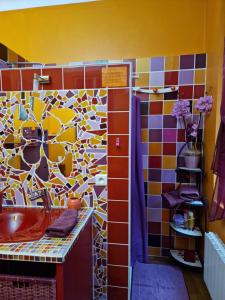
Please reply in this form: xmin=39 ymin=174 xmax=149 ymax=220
xmin=0 ymin=208 xmax=93 ymax=263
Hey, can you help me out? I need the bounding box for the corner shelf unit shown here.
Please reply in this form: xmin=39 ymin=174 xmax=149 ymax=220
xmin=170 ymin=249 xmax=202 ymax=269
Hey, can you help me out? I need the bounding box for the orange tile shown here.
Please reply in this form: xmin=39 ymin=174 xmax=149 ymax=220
xmin=42 ymin=68 xmax=62 ymax=90
xmin=194 ymin=69 xmax=206 ymax=84
xmin=21 ymin=69 xmax=41 ymax=91
xmin=2 ymin=70 xmax=21 ymax=91
xmin=148 ymin=246 xmax=161 ymax=256
xmin=149 ymin=143 xmax=162 ymax=155
xmin=162 ymin=156 xmax=177 ymax=169
xmin=135 ymin=73 xmax=149 ymax=87
xmin=108 ymin=88 xmax=129 ymax=111
xmin=108 ymin=112 xmax=129 ymax=134
xmin=162 ymin=209 xmax=170 ymax=222
xmin=108 ymin=223 xmax=128 ymax=244
xmin=148 ymin=182 xmax=161 ymax=195
xmin=162 ymin=222 xmax=170 ymax=235
xmin=108 ymin=265 xmax=128 ymax=287
xmin=108 ymin=157 xmax=128 ymax=178
xmin=108 ymin=244 xmax=128 ymax=266
xmin=141 ymin=129 xmax=149 ymax=142
xmin=108 ymin=201 xmax=128 ymax=222
xmin=108 ymin=135 xmax=129 ymax=156
xmin=63 ymin=67 xmax=84 ymax=89
xmin=108 ymin=286 xmax=128 ymax=300
xmin=108 ymin=179 xmax=128 ymax=200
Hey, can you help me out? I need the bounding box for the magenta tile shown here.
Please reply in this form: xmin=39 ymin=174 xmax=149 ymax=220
xmin=180 ymin=55 xmax=194 ymax=69
xmin=148 ymin=222 xmax=161 ymax=234
xmin=195 ymin=54 xmax=206 ymax=68
xmin=163 ymin=116 xmax=177 ymax=128
xmin=150 ymin=57 xmax=164 ymax=71
xmin=149 ymin=129 xmax=162 ymax=142
xmin=163 ymin=129 xmax=177 ymax=142
xmin=150 ymin=72 xmax=164 ymax=87
xmin=147 ymin=195 xmax=162 ymax=208
xmin=148 ymin=115 xmax=162 ymax=129
xmin=147 ymin=208 xmax=162 ymax=222
xmin=179 ymin=70 xmax=194 ymax=85
xmin=162 ymin=170 xmax=176 ymax=183
xmin=148 ymin=169 xmax=161 ymax=182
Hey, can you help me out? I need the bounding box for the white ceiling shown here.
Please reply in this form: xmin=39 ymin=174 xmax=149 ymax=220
xmin=0 ymin=0 xmax=98 ymax=11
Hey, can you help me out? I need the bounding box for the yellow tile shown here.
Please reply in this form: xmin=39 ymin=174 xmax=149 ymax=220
xmin=194 ymin=69 xmax=206 ymax=84
xmin=135 ymin=73 xmax=149 ymax=87
xmin=148 ymin=182 xmax=161 ymax=195
xmin=162 ymin=156 xmax=177 ymax=169
xmin=149 ymin=143 xmax=162 ymax=155
xmin=162 ymin=222 xmax=170 ymax=235
xmin=141 ymin=129 xmax=149 ymax=142
xmin=165 ymin=56 xmax=179 ymax=70
xmin=149 ymin=247 xmax=161 ymax=257
xmin=150 ymin=93 xmax=163 ymax=101
xmin=192 ymin=100 xmax=198 ymax=114
xmin=163 ymin=101 xmax=176 ymax=114
xmin=136 ymin=58 xmax=149 ymax=72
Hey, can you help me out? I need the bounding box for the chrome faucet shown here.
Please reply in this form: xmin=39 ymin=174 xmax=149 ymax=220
xmin=29 ymin=188 xmax=52 ymax=212
xmin=0 ymin=185 xmax=10 ymax=213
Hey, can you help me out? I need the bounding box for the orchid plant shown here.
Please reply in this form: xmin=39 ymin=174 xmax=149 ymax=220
xmin=172 ymin=95 xmax=213 ymax=154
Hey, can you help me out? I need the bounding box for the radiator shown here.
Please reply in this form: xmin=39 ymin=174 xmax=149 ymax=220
xmin=204 ymin=232 xmax=225 ymax=300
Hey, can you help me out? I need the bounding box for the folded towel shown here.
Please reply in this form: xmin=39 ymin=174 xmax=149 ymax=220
xmin=179 ymin=185 xmax=200 ymax=200
xmin=162 ymin=191 xmax=184 ymax=208
xmin=46 ymin=209 xmax=78 ymax=237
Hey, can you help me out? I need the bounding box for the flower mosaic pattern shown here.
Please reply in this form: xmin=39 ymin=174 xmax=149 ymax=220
xmin=0 ymin=90 xmax=108 ymax=300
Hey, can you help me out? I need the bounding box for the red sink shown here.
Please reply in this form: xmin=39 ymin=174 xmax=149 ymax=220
xmin=0 ymin=207 xmax=64 ymax=243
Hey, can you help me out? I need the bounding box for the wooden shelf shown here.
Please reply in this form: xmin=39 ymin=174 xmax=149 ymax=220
xmin=170 ymin=249 xmax=202 ymax=268
xmin=170 ymin=222 xmax=202 ymax=237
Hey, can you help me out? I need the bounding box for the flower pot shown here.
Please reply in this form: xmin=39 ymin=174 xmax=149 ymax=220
xmin=184 ymin=155 xmax=200 ymax=169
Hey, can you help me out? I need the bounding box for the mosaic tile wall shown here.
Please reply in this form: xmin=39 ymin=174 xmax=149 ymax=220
xmin=132 ymin=54 xmax=207 ymax=257
xmin=0 ymin=63 xmax=131 ymax=300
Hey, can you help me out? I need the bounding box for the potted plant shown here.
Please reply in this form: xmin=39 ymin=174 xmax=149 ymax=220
xmin=172 ymin=94 xmax=213 ymax=168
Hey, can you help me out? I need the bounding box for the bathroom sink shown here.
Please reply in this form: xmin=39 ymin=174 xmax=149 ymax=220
xmin=0 ymin=207 xmax=64 ymax=243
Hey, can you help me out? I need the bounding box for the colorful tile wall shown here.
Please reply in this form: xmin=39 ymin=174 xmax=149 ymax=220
xmin=133 ymin=53 xmax=206 ymax=258
xmin=0 ymin=63 xmax=131 ymax=300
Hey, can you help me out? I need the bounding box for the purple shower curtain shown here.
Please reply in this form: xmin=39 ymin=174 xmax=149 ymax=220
xmin=131 ymin=96 xmax=148 ymax=266
xmin=210 ymin=39 xmax=225 ymax=221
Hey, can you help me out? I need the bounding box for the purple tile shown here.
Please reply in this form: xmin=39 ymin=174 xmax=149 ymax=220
xmin=142 ymin=143 xmax=148 ymax=155
xmin=163 ymin=115 xmax=177 ymax=128
xmin=195 ymin=54 xmax=206 ymax=68
xmin=150 ymin=72 xmax=164 ymax=87
xmin=162 ymin=170 xmax=176 ymax=183
xmin=141 ymin=115 xmax=148 ymax=128
xmin=180 ymin=54 xmax=194 ymax=69
xmin=193 ymin=114 xmax=203 ymax=129
xmin=142 ymin=155 xmax=149 ymax=169
xmin=148 ymin=234 xmax=161 ymax=247
xmin=176 ymin=142 xmax=185 ymax=155
xmin=149 ymin=129 xmax=162 ymax=142
xmin=150 ymin=57 xmax=165 ymax=71
xmin=163 ymin=129 xmax=177 ymax=142
xmin=179 ymin=70 xmax=194 ymax=85
xmin=147 ymin=195 xmax=162 ymax=208
xmin=148 ymin=208 xmax=162 ymax=222
xmin=148 ymin=115 xmax=163 ymax=129
xmin=148 ymin=169 xmax=161 ymax=182
xmin=148 ymin=222 xmax=161 ymax=234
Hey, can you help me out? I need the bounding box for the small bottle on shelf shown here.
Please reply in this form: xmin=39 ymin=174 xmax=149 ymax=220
xmin=188 ymin=211 xmax=195 ymax=230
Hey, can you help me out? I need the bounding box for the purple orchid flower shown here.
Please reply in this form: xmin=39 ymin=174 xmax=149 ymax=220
xmin=195 ymin=95 xmax=213 ymax=113
xmin=171 ymin=100 xmax=191 ymax=118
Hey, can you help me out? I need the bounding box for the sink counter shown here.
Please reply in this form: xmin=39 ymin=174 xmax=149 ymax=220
xmin=0 ymin=208 xmax=93 ymax=263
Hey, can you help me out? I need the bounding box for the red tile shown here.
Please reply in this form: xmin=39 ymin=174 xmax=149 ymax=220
xmin=42 ymin=68 xmax=62 ymax=90
xmin=162 ymin=183 xmax=175 ymax=193
xmin=63 ymin=67 xmax=84 ymax=89
xmin=21 ymin=69 xmax=41 ymax=90
xmin=177 ymin=129 xmax=185 ymax=142
xmin=108 ymin=201 xmax=128 ymax=222
xmin=194 ymin=85 xmax=205 ymax=99
xmin=149 ymin=156 xmax=161 ymax=168
xmin=163 ymin=143 xmax=176 ymax=155
xmin=85 ymin=66 xmax=102 ymax=88
xmin=108 ymin=179 xmax=128 ymax=200
xmin=149 ymin=102 xmax=163 ymax=115
xmin=108 ymin=88 xmax=129 ymax=111
xmin=2 ymin=70 xmax=21 ymax=91
xmin=179 ymin=85 xmax=193 ymax=99
xmin=165 ymin=71 xmax=178 ymax=86
xmin=108 ymin=244 xmax=128 ymax=266
xmin=108 ymin=222 xmax=128 ymax=244
xmin=108 ymin=157 xmax=128 ymax=178
xmin=108 ymin=135 xmax=129 ymax=156
xmin=108 ymin=286 xmax=128 ymax=300
xmin=108 ymin=265 xmax=128 ymax=287
xmin=108 ymin=112 xmax=129 ymax=134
